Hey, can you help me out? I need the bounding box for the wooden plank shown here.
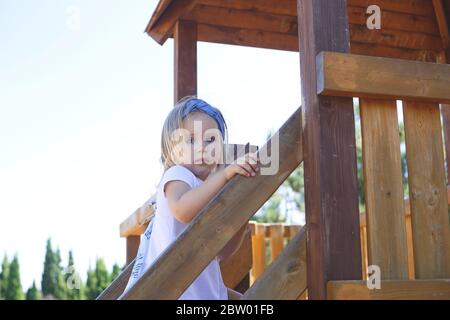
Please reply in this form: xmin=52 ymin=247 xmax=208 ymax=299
xmin=174 ymin=20 xmax=197 ymax=103
xmin=297 ymin=0 xmax=362 ymax=300
xmin=120 ymin=195 xmax=156 ymax=237
xmin=348 ymin=5 xmax=440 ymax=35
xmin=349 ymin=24 xmax=443 ymax=52
xmin=351 ymin=42 xmax=438 ymax=61
xmin=145 ymin=0 xmax=199 ymax=44
xmin=126 ymin=236 xmax=140 ymax=266
xmin=403 ymin=101 xmax=450 ymax=278
xmin=243 ymin=226 xmax=307 ymax=300
xmin=119 ymin=106 xmax=303 ymax=300
xmin=219 ymin=225 xmax=253 ymax=289
xmin=328 ymin=279 xmax=450 ymax=300
xmin=437 ymin=52 xmax=450 ymax=184
xmin=405 ymin=214 xmax=416 ymax=279
xmin=360 ymin=225 xmax=368 ymax=280
xmin=347 ymin=0 xmax=436 ymax=17
xmin=198 ymin=0 xmax=297 ymax=17
xmin=269 ymin=224 xmax=284 ymax=261
xmin=360 ymin=186 xmax=450 ymax=226
xmin=433 ymin=0 xmax=450 ymax=48
xmin=250 ymin=224 xmax=266 ymax=283
xmin=317 ymin=52 xmax=450 ymax=104
xmin=201 ymin=0 xmax=436 ymax=18
xmin=197 ymin=23 xmax=298 ymax=52
xmin=360 ymin=98 xmax=409 ymax=279
xmin=441 ymin=103 xmax=450 ymax=183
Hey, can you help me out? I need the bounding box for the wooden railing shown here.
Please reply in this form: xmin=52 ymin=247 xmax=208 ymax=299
xmin=318 ymin=51 xmax=450 ymax=299
xmin=248 ymin=222 xmax=302 ymax=284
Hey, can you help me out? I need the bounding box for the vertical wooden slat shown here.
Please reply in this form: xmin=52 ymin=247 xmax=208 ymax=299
xmin=174 ymin=19 xmax=197 ymax=103
xmin=250 ymin=224 xmax=266 ymax=284
xmin=360 ymin=98 xmax=409 ymax=280
xmin=403 ymin=101 xmax=450 ymax=278
xmin=126 ymin=236 xmax=140 ymax=265
xmin=437 ymin=52 xmax=450 ymax=184
xmin=269 ymin=224 xmax=284 ymax=261
xmin=360 ymin=225 xmax=368 ymax=280
xmin=297 ymin=0 xmax=362 ymax=299
xmin=405 ymin=214 xmax=416 ymax=279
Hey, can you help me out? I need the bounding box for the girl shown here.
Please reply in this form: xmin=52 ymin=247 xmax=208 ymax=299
xmin=121 ymin=96 xmax=259 ymax=300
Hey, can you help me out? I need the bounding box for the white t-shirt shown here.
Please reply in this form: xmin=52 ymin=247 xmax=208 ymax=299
xmin=120 ymin=165 xmax=229 ymax=300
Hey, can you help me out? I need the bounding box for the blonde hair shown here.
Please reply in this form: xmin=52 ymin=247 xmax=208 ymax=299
xmin=160 ymin=95 xmax=228 ymax=170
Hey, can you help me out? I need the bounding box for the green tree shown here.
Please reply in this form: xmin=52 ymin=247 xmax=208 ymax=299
xmin=26 ymin=281 xmax=41 ymax=300
xmin=53 ymin=248 xmax=67 ymax=299
xmin=5 ymin=254 xmax=24 ymax=300
xmin=95 ymin=258 xmax=110 ymax=295
xmin=110 ymin=263 xmax=121 ymax=282
xmin=64 ymin=251 xmax=84 ymax=300
xmin=41 ymin=239 xmax=56 ymax=297
xmin=0 ymin=254 xmax=10 ymax=299
xmin=41 ymin=239 xmax=66 ymax=299
xmin=85 ymin=266 xmax=98 ymax=300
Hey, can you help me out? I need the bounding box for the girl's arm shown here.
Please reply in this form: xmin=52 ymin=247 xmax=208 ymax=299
xmin=165 ymin=153 xmax=259 ymax=224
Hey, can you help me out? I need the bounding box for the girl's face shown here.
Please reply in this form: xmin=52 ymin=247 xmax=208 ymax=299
xmin=172 ymin=111 xmax=223 ymax=180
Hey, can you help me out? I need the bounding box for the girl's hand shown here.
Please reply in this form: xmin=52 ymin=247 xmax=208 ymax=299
xmin=224 ymin=152 xmax=259 ymax=181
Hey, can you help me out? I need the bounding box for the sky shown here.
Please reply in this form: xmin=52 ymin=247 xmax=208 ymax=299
xmin=0 ymin=0 xmax=301 ymax=290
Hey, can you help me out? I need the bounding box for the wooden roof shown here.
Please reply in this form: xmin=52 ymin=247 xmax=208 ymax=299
xmin=146 ymin=0 xmax=450 ymax=61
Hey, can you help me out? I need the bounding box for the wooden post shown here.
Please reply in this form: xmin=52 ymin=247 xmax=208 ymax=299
xmin=297 ymin=0 xmax=362 ymax=299
xmin=174 ymin=19 xmax=197 ymax=104
xmin=126 ymin=235 xmax=140 ymax=265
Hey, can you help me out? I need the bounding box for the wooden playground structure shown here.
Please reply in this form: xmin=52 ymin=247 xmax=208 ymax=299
xmin=98 ymin=0 xmax=450 ymax=300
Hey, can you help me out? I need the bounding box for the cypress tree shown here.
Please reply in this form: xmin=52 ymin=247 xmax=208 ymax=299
xmin=85 ymin=266 xmax=98 ymax=300
xmin=54 ymin=248 xmax=67 ymax=299
xmin=65 ymin=251 xmax=84 ymax=300
xmin=26 ymin=281 xmax=41 ymax=300
xmin=41 ymin=239 xmax=56 ymax=297
xmin=94 ymin=258 xmax=110 ymax=296
xmin=111 ymin=263 xmax=121 ymax=282
xmin=5 ymin=254 xmax=24 ymax=300
xmin=0 ymin=254 xmax=10 ymax=299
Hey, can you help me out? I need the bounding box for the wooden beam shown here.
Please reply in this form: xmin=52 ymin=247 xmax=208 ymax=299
xmin=243 ymin=226 xmax=307 ymax=300
xmin=120 ymin=195 xmax=156 ymax=237
xmin=145 ymin=0 xmax=199 ymax=45
xmin=297 ymin=0 xmax=362 ymax=300
xmin=126 ymin=236 xmax=140 ymax=266
xmin=119 ymin=106 xmax=303 ymax=299
xmin=328 ymin=280 xmax=450 ymax=300
xmin=317 ymin=51 xmax=450 ymax=104
xmin=174 ymin=20 xmax=197 ymax=103
xmin=433 ymin=0 xmax=450 ymax=48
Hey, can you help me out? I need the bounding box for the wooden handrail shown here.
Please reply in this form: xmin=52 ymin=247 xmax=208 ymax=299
xmin=117 ymin=106 xmax=303 ymax=299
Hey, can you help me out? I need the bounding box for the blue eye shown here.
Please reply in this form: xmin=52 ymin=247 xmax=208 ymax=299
xmin=186 ymin=136 xmax=194 ymax=144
